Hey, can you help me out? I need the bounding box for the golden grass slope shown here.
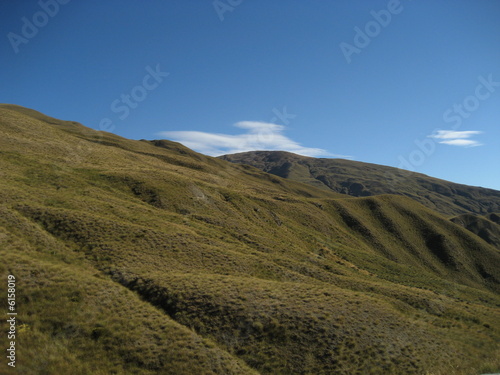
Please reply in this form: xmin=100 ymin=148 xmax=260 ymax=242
xmin=0 ymin=104 xmax=499 ymax=374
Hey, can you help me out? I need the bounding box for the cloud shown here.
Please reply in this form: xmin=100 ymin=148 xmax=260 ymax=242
xmin=438 ymin=139 xmax=481 ymax=147
xmin=158 ymin=121 xmax=350 ymax=157
xmin=429 ymin=130 xmax=483 ymax=147
xmin=430 ymin=130 xmax=482 ymax=140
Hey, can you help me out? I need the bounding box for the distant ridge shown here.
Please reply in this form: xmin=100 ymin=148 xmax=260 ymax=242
xmin=220 ymin=150 xmax=500 ymax=217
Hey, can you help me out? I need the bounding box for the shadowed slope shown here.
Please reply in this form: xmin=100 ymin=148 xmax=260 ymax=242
xmin=451 ymin=212 xmax=500 ymax=249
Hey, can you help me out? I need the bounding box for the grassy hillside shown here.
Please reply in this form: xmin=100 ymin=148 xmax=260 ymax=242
xmin=220 ymin=151 xmax=500 ymax=217
xmin=0 ymin=104 xmax=499 ymax=374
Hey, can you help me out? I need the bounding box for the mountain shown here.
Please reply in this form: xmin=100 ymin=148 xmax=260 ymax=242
xmin=219 ymin=151 xmax=500 ymax=217
xmin=1 ymin=104 xmax=499 ymax=375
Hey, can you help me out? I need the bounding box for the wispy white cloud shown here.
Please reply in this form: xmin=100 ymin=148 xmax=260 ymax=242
xmin=159 ymin=121 xmax=350 ymax=158
xmin=438 ymin=139 xmax=481 ymax=147
xmin=429 ymin=130 xmax=483 ymax=147
xmin=430 ymin=130 xmax=482 ymax=140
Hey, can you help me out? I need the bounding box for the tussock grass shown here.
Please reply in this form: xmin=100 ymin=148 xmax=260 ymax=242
xmin=0 ymin=104 xmax=499 ymax=374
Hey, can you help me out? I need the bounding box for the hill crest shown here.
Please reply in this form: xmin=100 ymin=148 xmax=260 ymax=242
xmin=220 ymin=150 xmax=500 ymax=216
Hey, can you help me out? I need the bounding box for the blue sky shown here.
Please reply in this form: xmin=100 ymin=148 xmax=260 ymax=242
xmin=1 ymin=0 xmax=499 ymax=189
